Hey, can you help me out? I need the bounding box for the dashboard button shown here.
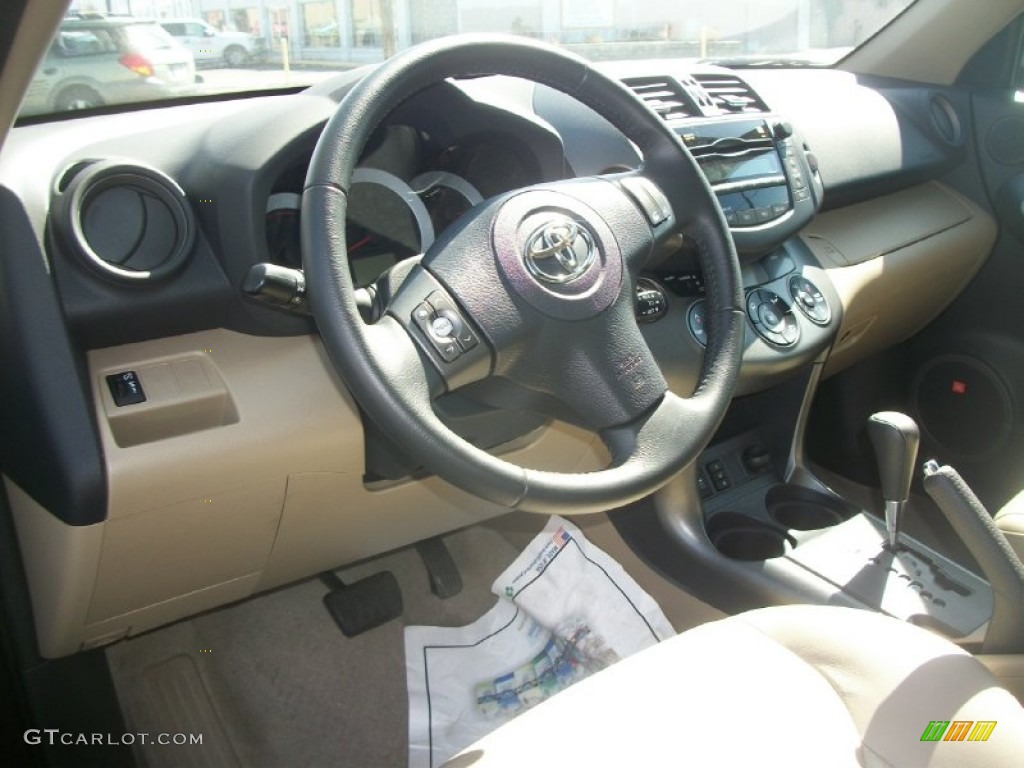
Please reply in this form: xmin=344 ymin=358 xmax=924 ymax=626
xmin=755 ymin=207 xmax=773 ymax=223
xmin=107 ymin=371 xmax=146 ymax=407
xmin=759 ymin=304 xmax=783 ymax=331
xmin=782 ymin=320 xmax=800 ymax=344
xmin=737 ymin=209 xmax=756 ymax=227
xmin=771 ymin=203 xmax=789 ymax=217
xmin=788 ymin=276 xmax=831 ymax=326
xmin=697 ymin=471 xmax=713 ymax=498
xmin=746 ymin=291 xmax=764 ymax=320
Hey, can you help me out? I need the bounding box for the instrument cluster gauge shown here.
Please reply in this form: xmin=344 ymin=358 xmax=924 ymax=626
xmin=265 ymin=168 xmax=484 ymax=289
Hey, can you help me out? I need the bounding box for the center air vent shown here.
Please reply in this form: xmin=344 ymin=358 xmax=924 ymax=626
xmin=693 ymin=73 xmax=769 ymax=114
xmin=623 ymin=77 xmax=699 ymax=121
xmin=53 ymin=160 xmax=195 ymax=284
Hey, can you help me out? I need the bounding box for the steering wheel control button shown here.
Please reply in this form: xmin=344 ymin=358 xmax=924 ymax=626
xmin=619 ymin=176 xmax=672 ymax=226
xmin=107 ymin=371 xmax=146 ymax=407
xmin=635 ymin=278 xmax=667 ymax=323
xmin=412 ymin=300 xmax=462 ymax=362
xmin=430 ymin=315 xmax=454 ymax=338
xmin=426 ymin=291 xmax=479 ymax=351
xmin=687 ymin=300 xmax=709 ymax=347
xmin=789 ymin=276 xmax=831 ymax=325
xmin=523 ymin=217 xmax=595 ymax=284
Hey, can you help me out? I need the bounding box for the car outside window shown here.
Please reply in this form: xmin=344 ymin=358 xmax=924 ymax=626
xmin=57 ymin=29 xmax=118 ymax=57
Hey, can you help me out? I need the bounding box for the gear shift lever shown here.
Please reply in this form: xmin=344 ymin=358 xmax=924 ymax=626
xmin=867 ymin=412 xmax=920 ymax=549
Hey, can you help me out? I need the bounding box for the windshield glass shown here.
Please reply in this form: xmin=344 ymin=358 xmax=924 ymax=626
xmin=19 ymin=0 xmax=916 ymax=119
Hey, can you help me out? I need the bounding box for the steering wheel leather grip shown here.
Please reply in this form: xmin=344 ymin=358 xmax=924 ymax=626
xmin=302 ymin=34 xmax=743 ymax=513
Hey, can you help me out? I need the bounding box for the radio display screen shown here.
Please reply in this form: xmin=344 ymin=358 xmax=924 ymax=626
xmin=699 ymin=151 xmax=783 ymax=185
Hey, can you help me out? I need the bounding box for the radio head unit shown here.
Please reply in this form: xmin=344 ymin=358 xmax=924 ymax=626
xmin=679 ymin=117 xmax=821 ymax=256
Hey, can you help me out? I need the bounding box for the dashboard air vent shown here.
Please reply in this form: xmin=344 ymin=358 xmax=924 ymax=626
xmin=623 ymin=77 xmax=698 ymax=121
xmin=52 ymin=160 xmax=195 ymax=284
xmin=693 ymin=73 xmax=769 ymax=114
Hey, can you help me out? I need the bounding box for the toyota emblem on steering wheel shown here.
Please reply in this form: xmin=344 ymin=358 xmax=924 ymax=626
xmin=523 ymin=217 xmax=596 ymax=284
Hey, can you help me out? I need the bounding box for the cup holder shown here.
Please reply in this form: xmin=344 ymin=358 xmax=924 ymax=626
xmin=766 ymin=485 xmax=857 ymax=531
xmin=707 ymin=512 xmax=795 ymax=561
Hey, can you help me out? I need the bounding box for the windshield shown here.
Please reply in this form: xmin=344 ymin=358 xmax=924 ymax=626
xmin=19 ymin=0 xmax=916 ymax=119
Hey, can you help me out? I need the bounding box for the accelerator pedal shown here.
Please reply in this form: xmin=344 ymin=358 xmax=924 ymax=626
xmin=415 ymin=537 xmax=463 ymax=599
xmin=320 ymin=570 xmax=403 ymax=637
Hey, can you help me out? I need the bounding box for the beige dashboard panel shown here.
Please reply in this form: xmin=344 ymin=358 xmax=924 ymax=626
xmin=12 ymin=329 xmax=603 ymax=657
xmin=802 ymin=182 xmax=996 ymax=377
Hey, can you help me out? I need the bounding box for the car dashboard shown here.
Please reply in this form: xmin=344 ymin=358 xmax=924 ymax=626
xmin=0 ymin=60 xmax=997 ymax=658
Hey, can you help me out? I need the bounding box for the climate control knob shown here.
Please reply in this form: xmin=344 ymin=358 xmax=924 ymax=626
xmin=788 ymin=276 xmax=831 ymax=325
xmin=746 ymin=289 xmax=799 ymax=347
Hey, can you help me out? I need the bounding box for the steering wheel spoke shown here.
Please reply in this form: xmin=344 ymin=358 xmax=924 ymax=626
xmin=364 ymin=314 xmax=448 ymax=402
xmin=599 ymin=391 xmax=709 ymax=466
xmin=383 ymin=262 xmax=494 ymax=392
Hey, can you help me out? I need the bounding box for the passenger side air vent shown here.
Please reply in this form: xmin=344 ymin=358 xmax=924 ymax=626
xmin=623 ymin=77 xmax=699 ymax=121
xmin=693 ymin=73 xmax=769 ymax=114
xmin=52 ymin=160 xmax=195 ymax=284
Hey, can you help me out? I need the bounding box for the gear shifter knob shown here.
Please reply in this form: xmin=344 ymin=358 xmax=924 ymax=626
xmin=867 ymin=411 xmax=920 ymax=549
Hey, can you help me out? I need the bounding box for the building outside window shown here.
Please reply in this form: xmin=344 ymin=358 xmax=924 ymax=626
xmin=302 ymin=1 xmax=341 ymax=47
xmin=352 ymin=0 xmax=382 ymax=48
xmin=203 ymin=10 xmax=227 ymax=31
xmin=232 ymin=7 xmax=263 ymax=35
xmin=269 ymin=5 xmax=292 ymax=41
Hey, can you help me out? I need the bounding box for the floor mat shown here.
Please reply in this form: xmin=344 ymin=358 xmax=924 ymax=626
xmin=405 ymin=516 xmax=674 ymax=767
xmin=108 ymin=525 xmax=521 ymax=768
xmin=106 ymin=515 xmax=720 ymax=767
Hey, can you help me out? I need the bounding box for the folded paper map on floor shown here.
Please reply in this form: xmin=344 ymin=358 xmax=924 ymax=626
xmin=405 ymin=516 xmax=675 ymax=768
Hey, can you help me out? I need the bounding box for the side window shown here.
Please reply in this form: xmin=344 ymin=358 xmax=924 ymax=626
xmin=58 ymin=29 xmax=117 ymax=57
xmin=187 ymin=24 xmax=207 ymax=37
xmin=162 ymin=23 xmax=184 ymax=36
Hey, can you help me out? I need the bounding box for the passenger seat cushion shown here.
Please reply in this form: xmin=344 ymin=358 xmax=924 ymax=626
xmin=446 ymin=606 xmax=1024 ymax=768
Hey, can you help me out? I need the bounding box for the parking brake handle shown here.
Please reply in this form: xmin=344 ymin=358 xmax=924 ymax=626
xmin=923 ymin=460 xmax=1024 ymax=654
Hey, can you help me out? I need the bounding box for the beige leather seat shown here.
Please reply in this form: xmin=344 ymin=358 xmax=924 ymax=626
xmin=995 ymin=491 xmax=1024 ymax=564
xmin=446 ymin=606 xmax=1024 ymax=767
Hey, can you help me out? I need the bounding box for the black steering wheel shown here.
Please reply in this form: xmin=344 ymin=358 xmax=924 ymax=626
xmin=303 ymin=35 xmax=744 ymax=514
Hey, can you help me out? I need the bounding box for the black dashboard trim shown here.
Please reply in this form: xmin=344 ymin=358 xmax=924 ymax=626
xmin=0 ymin=187 xmax=107 ymax=526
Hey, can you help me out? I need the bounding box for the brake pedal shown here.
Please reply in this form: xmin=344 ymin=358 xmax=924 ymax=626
xmin=415 ymin=537 xmax=463 ymax=599
xmin=320 ymin=570 xmax=403 ymax=637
